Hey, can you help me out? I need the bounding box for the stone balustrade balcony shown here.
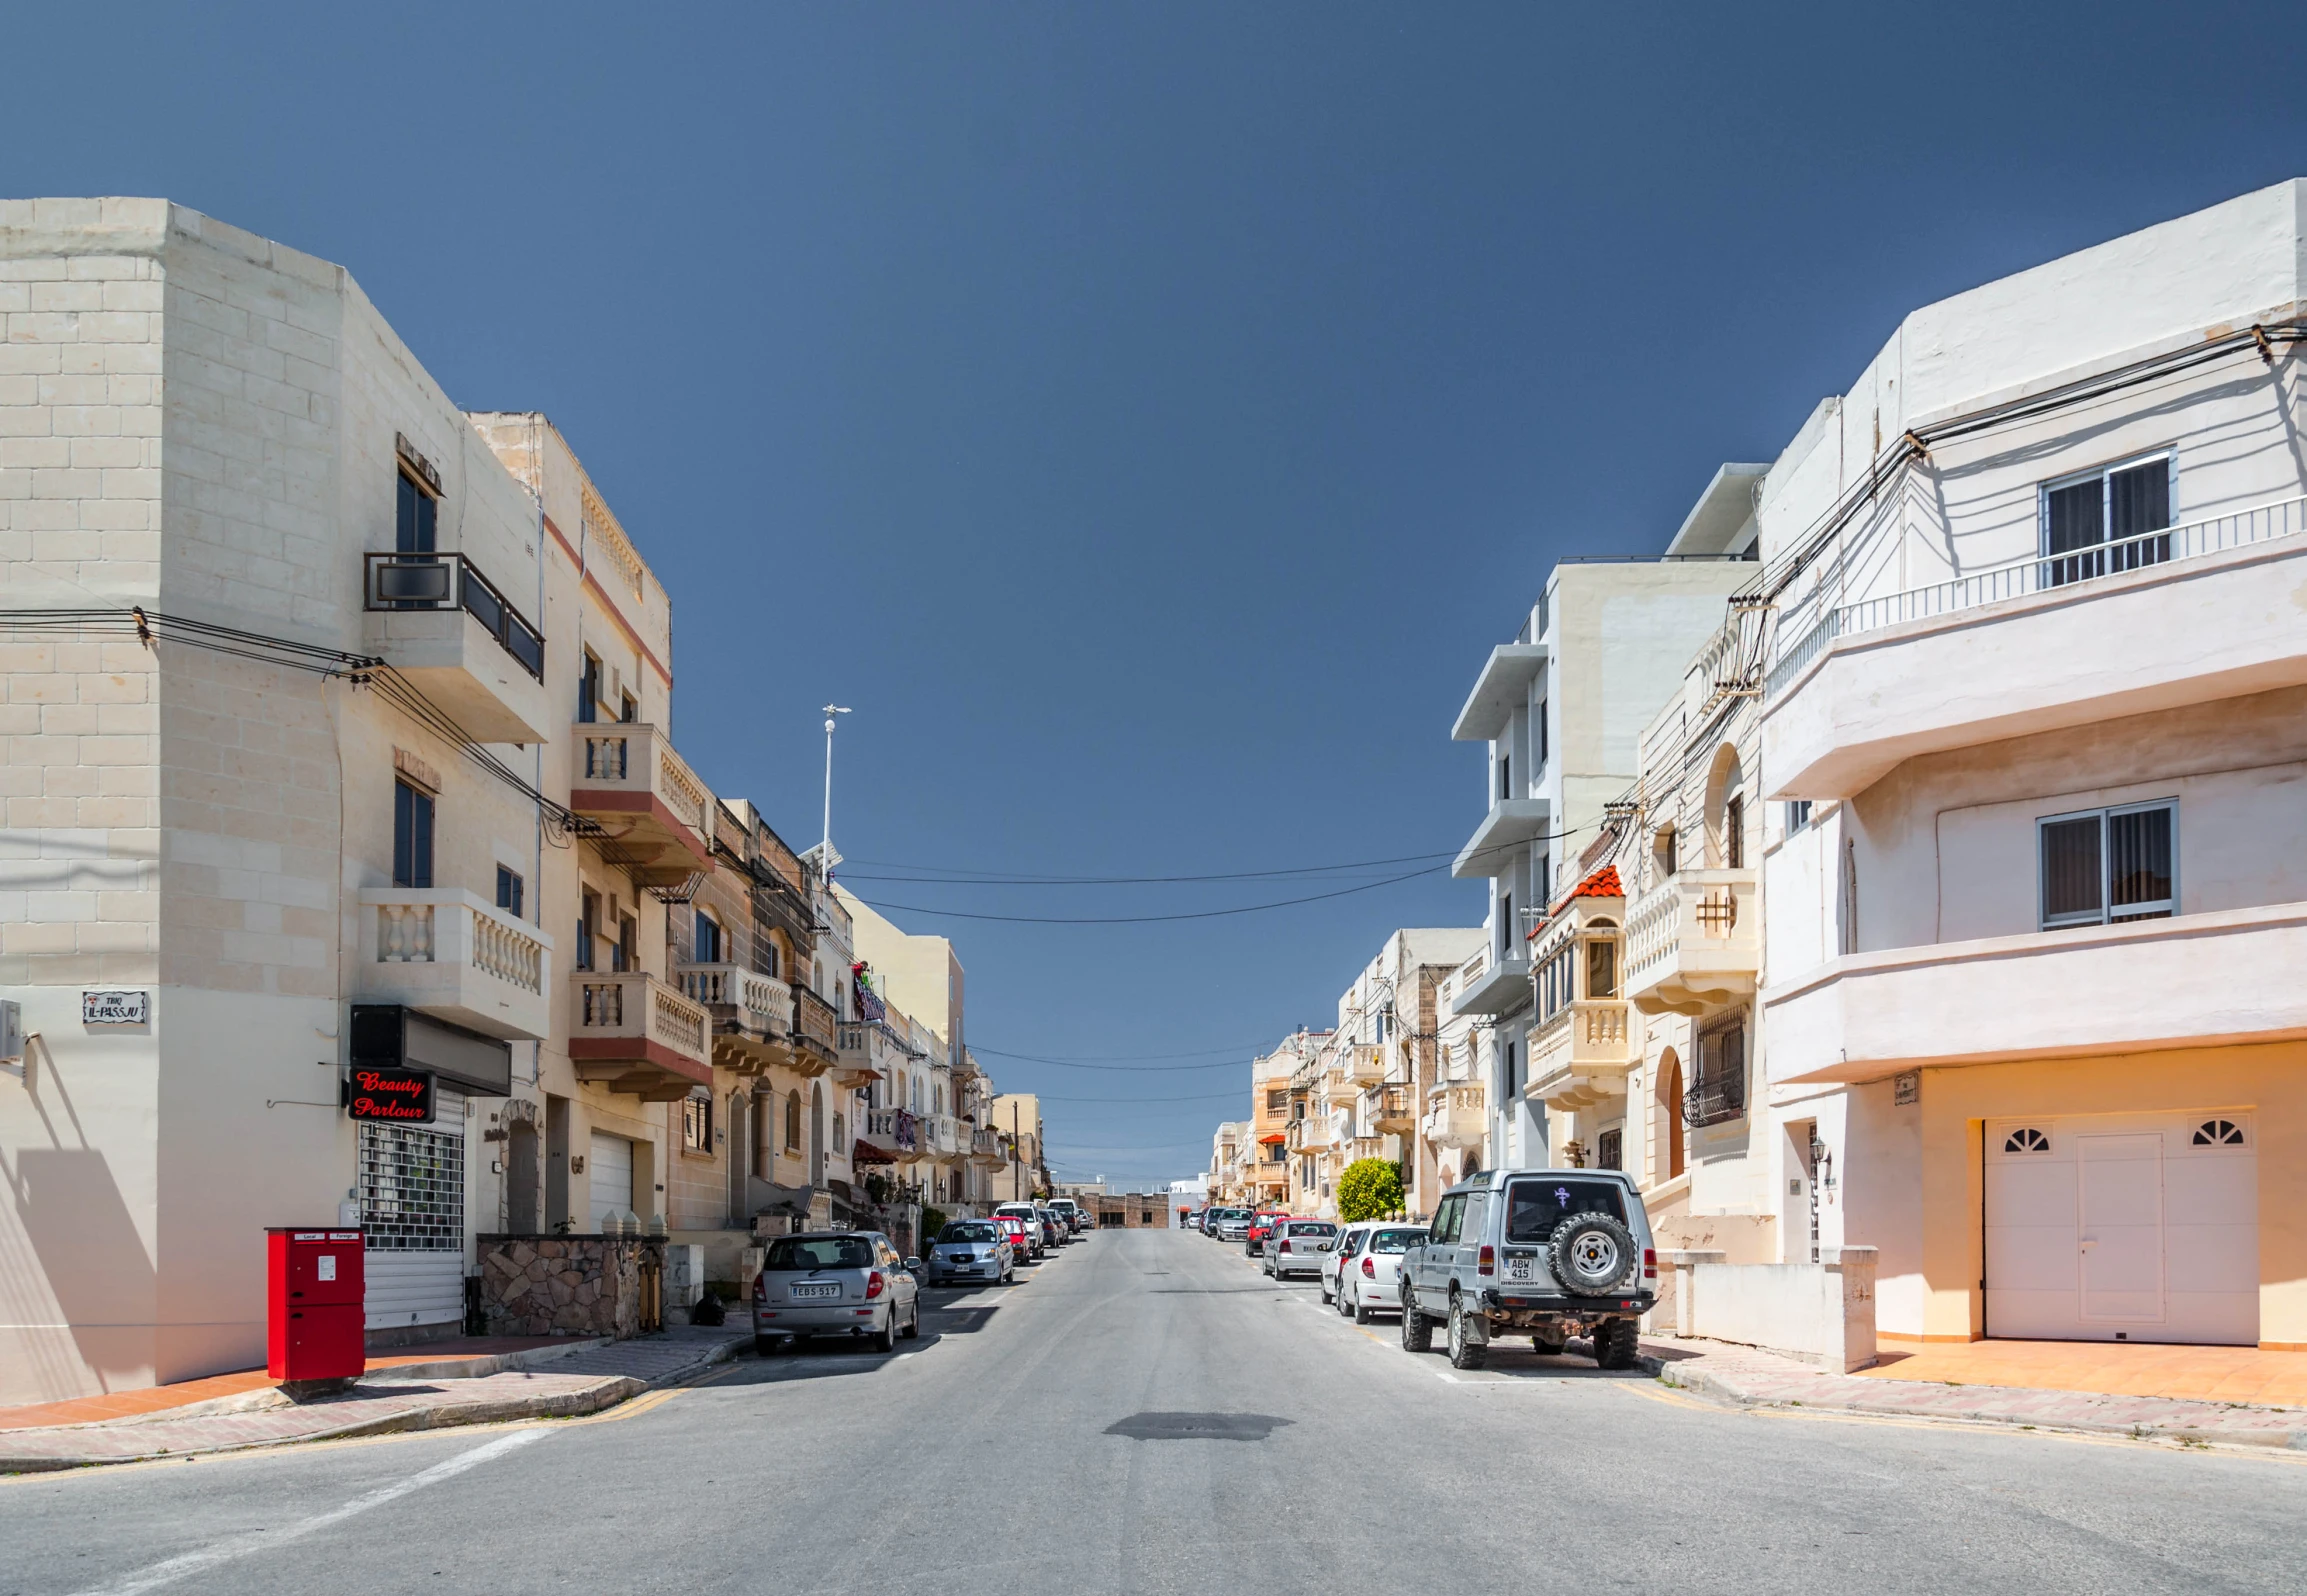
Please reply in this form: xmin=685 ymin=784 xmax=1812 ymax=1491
xmin=1422 ymin=1082 xmax=1486 ymax=1150
xmin=674 ymin=962 xmax=791 ymax=1074
xmin=569 ymin=971 xmax=712 ymax=1101
xmin=358 ymin=887 xmax=552 ymax=1041
xmin=1623 ymin=869 xmax=1760 ymax=1015
xmin=1526 ymin=998 xmax=1639 ymax=1109
xmin=568 ymin=722 xmax=715 ymax=888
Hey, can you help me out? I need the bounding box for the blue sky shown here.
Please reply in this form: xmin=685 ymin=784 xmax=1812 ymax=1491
xmin=9 ymin=3 xmax=2303 ymax=1187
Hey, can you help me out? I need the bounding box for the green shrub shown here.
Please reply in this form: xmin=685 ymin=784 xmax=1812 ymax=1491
xmin=1337 ymin=1158 xmax=1405 ymax=1223
xmin=920 ymin=1205 xmax=949 ymax=1240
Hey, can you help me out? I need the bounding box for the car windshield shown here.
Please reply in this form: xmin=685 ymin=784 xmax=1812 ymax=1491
xmin=1503 ymin=1180 xmax=1629 ymax=1243
xmin=1286 ymin=1222 xmax=1336 ymax=1237
xmin=939 ymin=1223 xmax=1000 ymax=1245
xmin=1368 ymin=1227 xmax=1423 ymax=1254
xmin=763 ymin=1236 xmax=874 ymax=1271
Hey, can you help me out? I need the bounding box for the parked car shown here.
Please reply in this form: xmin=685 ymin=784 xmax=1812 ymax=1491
xmin=993 ymin=1203 xmax=1047 ymax=1259
xmin=1398 ymin=1169 xmax=1657 ymax=1370
xmin=993 ymin=1212 xmax=1036 ymax=1263
xmin=752 ymin=1230 xmax=921 ymax=1354
xmin=1036 ymin=1207 xmax=1067 ymax=1248
xmin=1048 ymin=1197 xmax=1087 ymax=1235
xmin=1213 ymin=1208 xmax=1253 ymax=1242
xmin=927 ymin=1220 xmax=1014 ymax=1287
xmin=1244 ymin=1211 xmax=1286 ymax=1257
xmin=1262 ymin=1218 xmax=1339 ymax=1279
xmin=1322 ymin=1220 xmax=1424 ymax=1323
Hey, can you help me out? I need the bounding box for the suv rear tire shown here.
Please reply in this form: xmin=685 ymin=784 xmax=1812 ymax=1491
xmin=1400 ymin=1291 xmax=1433 ymax=1352
xmin=1446 ymin=1297 xmax=1488 ymax=1370
xmin=1593 ymin=1317 xmax=1642 ymax=1369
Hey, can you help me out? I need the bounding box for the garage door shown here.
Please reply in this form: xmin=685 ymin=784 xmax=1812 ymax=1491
xmin=1985 ymin=1110 xmax=2256 ymax=1344
xmin=361 ymin=1086 xmax=467 ymax=1332
xmin=588 ymin=1131 xmax=634 ymax=1230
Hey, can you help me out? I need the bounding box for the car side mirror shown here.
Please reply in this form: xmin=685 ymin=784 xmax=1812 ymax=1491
xmin=903 ymin=1257 xmax=923 ymax=1273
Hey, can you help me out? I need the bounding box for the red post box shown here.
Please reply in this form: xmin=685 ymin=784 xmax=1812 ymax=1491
xmin=267 ymin=1227 xmax=366 ymax=1383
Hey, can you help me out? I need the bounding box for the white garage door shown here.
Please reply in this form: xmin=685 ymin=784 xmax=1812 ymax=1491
xmin=1985 ymin=1110 xmax=2256 ymax=1345
xmin=588 ymin=1131 xmax=634 ymax=1230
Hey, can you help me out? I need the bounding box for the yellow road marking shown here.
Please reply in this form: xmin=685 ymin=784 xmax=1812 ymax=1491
xmin=562 ymin=1388 xmax=683 ymax=1426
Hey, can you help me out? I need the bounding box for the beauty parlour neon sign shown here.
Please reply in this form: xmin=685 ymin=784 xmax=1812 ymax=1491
xmin=345 ymin=1067 xmax=434 ymax=1123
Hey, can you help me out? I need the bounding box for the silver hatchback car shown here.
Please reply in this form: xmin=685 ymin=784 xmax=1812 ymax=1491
xmin=752 ymin=1230 xmax=921 ymax=1354
xmin=926 ymin=1219 xmax=1015 ymax=1287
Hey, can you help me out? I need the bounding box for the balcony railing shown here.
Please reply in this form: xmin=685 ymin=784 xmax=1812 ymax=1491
xmin=793 ymin=986 xmax=840 ymax=1071
xmin=1624 ymin=869 xmax=1759 ymax=1014
xmin=1767 ymin=492 xmax=2307 ymax=698
xmin=1684 ymin=1069 xmax=1745 ymax=1129
xmin=570 ymin=723 xmax=716 ymax=883
xmin=674 ymin=962 xmax=790 ymax=1072
xmin=1421 ymin=1083 xmax=1486 ymax=1149
xmin=568 ymin=971 xmax=712 ymax=1100
xmin=1366 ymin=1082 xmax=1415 ymax=1131
xmin=364 ymin=551 xmax=544 ymax=679
xmin=867 ymin=1109 xmax=920 ymax=1153
xmin=358 ymin=887 xmax=553 ymax=1042
xmin=1527 ymin=998 xmax=1639 ymax=1108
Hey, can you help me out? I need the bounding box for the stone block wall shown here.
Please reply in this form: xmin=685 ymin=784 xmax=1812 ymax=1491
xmin=476 ymin=1234 xmax=664 ymax=1340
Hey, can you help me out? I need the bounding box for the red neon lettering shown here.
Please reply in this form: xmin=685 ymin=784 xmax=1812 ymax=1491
xmin=354 ymin=1070 xmax=423 ymax=1093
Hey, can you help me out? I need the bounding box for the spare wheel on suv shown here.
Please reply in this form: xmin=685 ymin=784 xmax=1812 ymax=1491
xmin=1547 ymin=1210 xmax=1636 ymax=1295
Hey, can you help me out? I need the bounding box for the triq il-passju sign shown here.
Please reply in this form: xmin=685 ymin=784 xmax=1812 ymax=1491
xmin=344 ymin=1067 xmax=434 ymax=1123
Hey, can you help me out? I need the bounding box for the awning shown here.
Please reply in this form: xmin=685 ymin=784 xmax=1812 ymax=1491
xmin=1258 ymin=1132 xmax=1287 ymax=1145
xmin=853 ymin=1138 xmax=898 ymax=1166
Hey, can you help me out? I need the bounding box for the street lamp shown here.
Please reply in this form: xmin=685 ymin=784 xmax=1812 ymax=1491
xmin=820 ymin=705 xmax=851 ymax=868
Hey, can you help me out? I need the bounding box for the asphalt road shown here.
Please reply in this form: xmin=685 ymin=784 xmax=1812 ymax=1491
xmin=6 ymin=1228 xmax=2304 ymax=1596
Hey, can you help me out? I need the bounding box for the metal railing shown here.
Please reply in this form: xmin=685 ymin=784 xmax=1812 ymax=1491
xmin=1684 ymin=1070 xmax=1745 ymax=1129
xmin=1767 ymin=493 xmax=2307 ymax=697
xmin=363 ymin=551 xmax=544 ymax=679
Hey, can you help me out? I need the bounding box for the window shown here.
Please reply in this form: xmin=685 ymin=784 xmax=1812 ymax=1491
xmin=785 ymin=1092 xmax=802 ymax=1151
xmin=2003 ymin=1127 xmax=2050 ymax=1154
xmin=1724 ymin=794 xmax=1745 ymax=870
xmin=1535 ymin=697 xmax=1548 ymax=770
xmin=2041 ymin=455 xmax=2172 ymax=587
xmin=620 ymin=691 xmax=639 ymax=724
xmin=395 ymin=469 xmax=437 ymax=554
xmin=1536 ymin=938 xmax=1573 ymax=1021
xmin=392 ymin=780 xmax=434 ymax=889
xmin=2038 ymin=801 xmax=2176 ymax=929
xmin=1686 ymin=1019 xmax=1746 ymax=1128
xmin=1656 ymin=825 xmax=1677 ymax=878
xmin=1785 ymin=800 xmax=1812 ymax=834
xmin=1597 ymin=1127 xmax=1622 ymax=1171
xmin=495 ymin=865 xmax=524 ymax=920
xmin=694 ymin=910 xmax=723 ymax=964
xmin=1430 ymin=1194 xmax=1465 ymax=1244
xmin=1498 ymin=752 xmax=1511 ymax=802
xmin=2193 ymin=1118 xmax=2246 ymax=1147
xmin=578 ymin=651 xmax=602 ymax=724
xmin=613 ymin=911 xmax=638 ymax=973
xmin=1504 ymin=1178 xmax=1626 ymax=1241
xmin=576 ymin=888 xmax=600 ymax=972
xmin=1584 ymin=933 xmax=1617 ymax=1000
xmin=683 ymin=1091 xmax=713 ymax=1153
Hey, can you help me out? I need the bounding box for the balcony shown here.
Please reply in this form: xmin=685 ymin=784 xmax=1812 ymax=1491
xmin=1763 ymin=495 xmax=2307 ymax=800
xmin=1623 ymin=870 xmax=1759 ymax=1015
xmin=866 ymin=1109 xmax=920 ymax=1154
xmin=673 ymin=963 xmax=791 ymax=1074
xmin=834 ymin=1019 xmax=903 ymax=1089
xmin=1337 ymin=1043 xmax=1384 ymax=1085
xmin=1452 ymin=798 xmax=1552 ymax=879
xmin=1762 ymin=901 xmax=2307 ymax=1085
xmin=357 ymin=888 xmax=553 ymax=1041
xmin=1422 ymin=1082 xmax=1486 ymax=1150
xmin=362 ymin=552 xmax=550 ymax=744
xmin=568 ymin=971 xmax=713 ymax=1100
xmin=968 ymin=1127 xmax=1004 ymax=1168
xmin=1525 ymin=999 xmax=1639 ymax=1109
xmin=1448 ymin=949 xmax=1533 ymax=1018
xmin=919 ymin=1113 xmax=961 ymax=1158
xmin=568 ymin=723 xmax=715 ymax=888
xmin=1345 ymin=1135 xmax=1387 ymax=1164
xmin=1451 ymin=642 xmax=1549 ymax=742
xmin=1366 ymin=1083 xmax=1416 ymax=1133
xmin=792 ymin=986 xmax=839 ymax=1076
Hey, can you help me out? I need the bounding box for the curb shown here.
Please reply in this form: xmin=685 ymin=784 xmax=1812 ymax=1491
xmin=0 ymin=1376 xmax=645 ymax=1475
xmin=1655 ymin=1361 xmax=2307 ymax=1450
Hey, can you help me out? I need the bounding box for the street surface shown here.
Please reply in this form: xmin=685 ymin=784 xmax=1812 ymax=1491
xmin=5 ymin=1229 xmax=2302 ymax=1595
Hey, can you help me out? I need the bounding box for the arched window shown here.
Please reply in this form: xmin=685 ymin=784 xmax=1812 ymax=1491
xmin=1704 ymin=744 xmax=1745 ymax=869
xmin=1583 ymin=917 xmax=1620 ymax=1000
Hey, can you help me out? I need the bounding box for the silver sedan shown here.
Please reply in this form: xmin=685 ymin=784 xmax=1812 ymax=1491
xmin=926 ymin=1219 xmax=1015 ymax=1286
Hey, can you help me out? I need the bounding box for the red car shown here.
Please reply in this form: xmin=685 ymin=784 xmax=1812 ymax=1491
xmin=1246 ymin=1212 xmax=1288 ymax=1257
xmin=994 ymin=1214 xmax=1034 ymax=1264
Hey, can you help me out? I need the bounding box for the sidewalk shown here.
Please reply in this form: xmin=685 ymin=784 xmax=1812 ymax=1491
xmin=1647 ymin=1335 xmax=2307 ymax=1449
xmin=0 ymin=1326 xmax=753 ymax=1474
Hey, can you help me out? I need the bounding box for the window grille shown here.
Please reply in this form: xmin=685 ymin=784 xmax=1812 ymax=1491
xmin=1684 ymin=1021 xmax=1746 ymax=1129
xmin=359 ymin=1121 xmax=465 ymax=1251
